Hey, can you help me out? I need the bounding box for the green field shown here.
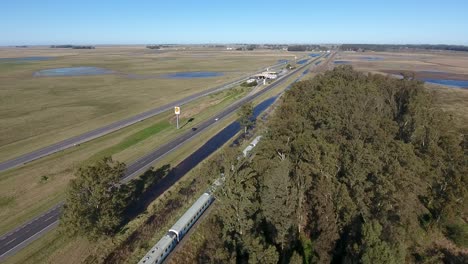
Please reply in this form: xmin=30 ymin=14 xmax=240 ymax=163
xmin=0 ymin=46 xmax=298 ymax=162
xmin=0 ymin=84 xmax=250 ymax=235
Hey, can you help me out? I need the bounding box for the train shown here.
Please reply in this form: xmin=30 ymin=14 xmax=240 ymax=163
xmin=138 ymin=179 xmax=223 ymax=264
xmin=139 ymin=134 xmax=264 ymax=264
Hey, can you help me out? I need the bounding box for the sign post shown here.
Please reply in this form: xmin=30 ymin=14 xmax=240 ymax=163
xmin=174 ymin=106 xmax=180 ymax=129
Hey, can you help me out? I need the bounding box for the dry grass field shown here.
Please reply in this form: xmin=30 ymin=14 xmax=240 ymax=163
xmin=0 ymin=85 xmax=249 ymax=235
xmin=336 ymin=51 xmax=468 ymax=132
xmin=0 ymin=46 xmax=308 ymax=237
xmin=0 ymin=46 xmax=298 ymax=162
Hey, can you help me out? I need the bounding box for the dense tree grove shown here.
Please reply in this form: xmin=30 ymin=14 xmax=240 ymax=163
xmin=50 ymin=45 xmax=95 ymax=49
xmin=287 ymin=45 xmax=325 ymax=51
xmin=199 ymin=66 xmax=467 ymax=263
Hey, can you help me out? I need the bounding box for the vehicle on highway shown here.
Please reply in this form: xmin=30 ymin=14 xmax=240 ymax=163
xmin=214 ymin=117 xmax=219 ymax=121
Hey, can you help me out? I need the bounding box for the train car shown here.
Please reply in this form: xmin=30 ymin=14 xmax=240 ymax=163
xmin=138 ymin=232 xmax=177 ymax=264
xmin=168 ymin=192 xmax=214 ymax=242
xmin=242 ymin=136 xmax=262 ymax=157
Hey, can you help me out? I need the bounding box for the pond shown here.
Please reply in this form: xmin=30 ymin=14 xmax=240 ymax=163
xmin=163 ymin=71 xmax=224 ymax=79
xmin=334 ymin=60 xmax=351 ymax=64
xmin=359 ymin=56 xmax=383 ymax=61
xmin=34 ymin=67 xmax=114 ymax=77
xmin=0 ymin=56 xmax=53 ymax=62
xmin=422 ymin=78 xmax=468 ymax=89
xmin=278 ymin=59 xmax=288 ymax=64
xmin=297 ymin=59 xmax=308 ymax=65
xmin=309 ymin=54 xmax=320 ymax=57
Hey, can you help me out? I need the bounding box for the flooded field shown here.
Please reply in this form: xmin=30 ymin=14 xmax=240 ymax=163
xmin=334 ymin=60 xmax=351 ymax=64
xmin=422 ymin=79 xmax=468 ymax=88
xmin=0 ymin=56 xmax=53 ymax=62
xmin=163 ymin=71 xmax=224 ymax=79
xmin=337 ymin=51 xmax=468 ymax=89
xmin=34 ymin=67 xmax=114 ymax=77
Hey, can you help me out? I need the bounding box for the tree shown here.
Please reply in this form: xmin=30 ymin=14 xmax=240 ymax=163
xmin=60 ymin=157 xmax=128 ymax=240
xmin=238 ymin=102 xmax=255 ymax=135
xmin=196 ymin=66 xmax=467 ymax=263
xmin=356 ymin=220 xmax=402 ymax=264
xmin=258 ymin=159 xmax=297 ymax=256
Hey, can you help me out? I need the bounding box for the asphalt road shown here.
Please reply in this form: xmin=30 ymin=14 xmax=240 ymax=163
xmin=0 ymin=62 xmax=287 ymax=173
xmin=0 ymin=54 xmax=330 ymax=261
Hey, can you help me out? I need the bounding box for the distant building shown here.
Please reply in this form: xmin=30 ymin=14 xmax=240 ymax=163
xmin=252 ymin=71 xmax=278 ymax=80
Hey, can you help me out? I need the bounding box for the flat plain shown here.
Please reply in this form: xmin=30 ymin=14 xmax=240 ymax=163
xmin=1 ymin=54 xmax=309 ymax=264
xmin=0 ymin=46 xmax=296 ymax=162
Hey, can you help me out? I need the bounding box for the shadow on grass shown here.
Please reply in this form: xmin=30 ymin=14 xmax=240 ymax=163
xmin=180 ymin=117 xmax=195 ymax=129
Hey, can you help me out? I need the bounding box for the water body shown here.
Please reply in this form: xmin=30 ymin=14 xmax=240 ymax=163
xmin=422 ymin=79 xmax=468 ymax=88
xmin=0 ymin=56 xmax=52 ymax=62
xmin=334 ymin=60 xmax=351 ymax=64
xmin=278 ymin=59 xmax=289 ymax=64
xmin=163 ymin=71 xmax=224 ymax=79
xmin=309 ymin=54 xmax=320 ymax=57
xmin=360 ymin=56 xmax=383 ymax=61
xmin=125 ymin=73 xmax=160 ymax=79
xmin=34 ymin=67 xmax=114 ymax=77
xmin=420 ymin=70 xmax=447 ymax=74
xmin=303 ymin=69 xmax=310 ymax=75
xmin=297 ymin=59 xmax=309 ymax=65
xmin=170 ymin=95 xmax=277 ymax=178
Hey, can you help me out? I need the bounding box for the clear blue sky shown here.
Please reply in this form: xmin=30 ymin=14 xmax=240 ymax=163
xmin=2 ymin=0 xmax=468 ymax=45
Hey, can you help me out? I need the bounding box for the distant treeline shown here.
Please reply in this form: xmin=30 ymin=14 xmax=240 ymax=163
xmin=146 ymin=44 xmax=174 ymax=49
xmin=287 ymin=44 xmax=325 ymax=51
xmin=341 ymin=44 xmax=468 ymax=52
xmin=263 ymin=44 xmax=287 ymax=50
xmin=50 ymin=45 xmax=95 ymax=49
xmin=146 ymin=45 xmax=161 ymax=49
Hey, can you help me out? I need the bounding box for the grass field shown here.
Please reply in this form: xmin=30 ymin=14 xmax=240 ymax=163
xmin=0 ymin=46 xmax=301 ymax=162
xmin=0 ymin=85 xmax=250 ymax=236
xmin=2 ymin=98 xmax=241 ymax=264
xmin=1 ymin=60 xmax=306 ymax=264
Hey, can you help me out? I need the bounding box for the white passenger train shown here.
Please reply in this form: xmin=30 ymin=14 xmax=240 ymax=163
xmin=138 ymin=192 xmax=214 ymax=264
xmin=139 ymin=135 xmax=263 ymax=264
xmin=242 ymin=136 xmax=262 ymax=157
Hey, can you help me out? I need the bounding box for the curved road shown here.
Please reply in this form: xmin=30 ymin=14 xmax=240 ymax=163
xmin=0 ymin=62 xmax=288 ymax=173
xmin=0 ymin=54 xmax=330 ymax=261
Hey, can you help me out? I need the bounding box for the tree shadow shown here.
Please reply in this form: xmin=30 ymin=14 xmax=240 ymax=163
xmin=122 ymin=164 xmax=171 ymax=222
xmin=180 ymin=117 xmax=195 ymax=129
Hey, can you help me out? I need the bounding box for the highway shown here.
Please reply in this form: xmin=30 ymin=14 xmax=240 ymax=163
xmin=0 ymin=61 xmax=287 ymax=173
xmin=0 ymin=53 xmax=331 ymax=261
